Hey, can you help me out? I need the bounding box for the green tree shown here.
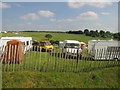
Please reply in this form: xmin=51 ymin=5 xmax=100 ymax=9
xmin=90 ymin=30 xmax=96 ymax=37
xmin=50 ymin=40 xmax=55 ymax=44
xmin=95 ymin=30 xmax=99 ymax=37
xmin=55 ymin=40 xmax=59 ymax=44
xmin=99 ymin=30 xmax=106 ymax=38
xmin=113 ymin=32 xmax=120 ymax=41
xmin=84 ymin=29 xmax=90 ymax=36
xmin=105 ymin=31 xmax=112 ymax=38
xmin=78 ymin=30 xmax=84 ymax=34
xmin=45 ymin=34 xmax=52 ymax=40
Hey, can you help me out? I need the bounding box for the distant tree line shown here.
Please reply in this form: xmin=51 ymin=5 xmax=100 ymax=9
xmin=21 ymin=31 xmax=65 ymax=33
xmin=67 ymin=29 xmax=120 ymax=41
xmin=4 ymin=30 xmax=120 ymax=41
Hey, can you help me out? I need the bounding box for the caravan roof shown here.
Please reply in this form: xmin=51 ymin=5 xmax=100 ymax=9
xmin=1 ymin=37 xmax=32 ymax=40
xmin=0 ymin=37 xmax=32 ymax=45
xmin=88 ymin=40 xmax=119 ymax=43
xmin=88 ymin=40 xmax=119 ymax=50
xmin=64 ymin=40 xmax=80 ymax=44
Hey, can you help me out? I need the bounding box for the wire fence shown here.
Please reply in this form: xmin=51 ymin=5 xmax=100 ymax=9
xmin=0 ymin=45 xmax=120 ymax=72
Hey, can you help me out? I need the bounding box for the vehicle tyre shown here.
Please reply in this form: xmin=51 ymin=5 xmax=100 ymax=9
xmin=42 ymin=48 xmax=46 ymax=52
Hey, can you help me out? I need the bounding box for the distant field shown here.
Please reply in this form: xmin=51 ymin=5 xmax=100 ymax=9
xmin=1 ymin=32 xmax=111 ymax=43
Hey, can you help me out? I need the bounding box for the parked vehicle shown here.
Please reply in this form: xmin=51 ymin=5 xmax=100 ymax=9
xmin=0 ymin=37 xmax=32 ymax=54
xmin=32 ymin=40 xmax=53 ymax=51
xmin=59 ymin=40 xmax=82 ymax=56
xmin=88 ymin=40 xmax=120 ymax=60
xmin=59 ymin=41 xmax=64 ymax=49
xmin=0 ymin=40 xmax=6 ymax=52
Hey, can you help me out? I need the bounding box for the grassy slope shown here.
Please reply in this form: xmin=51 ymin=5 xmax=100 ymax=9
xmin=1 ymin=32 xmax=110 ymax=43
xmin=2 ymin=67 xmax=119 ymax=88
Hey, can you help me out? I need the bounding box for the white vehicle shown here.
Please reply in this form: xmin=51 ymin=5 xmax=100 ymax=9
xmin=0 ymin=37 xmax=32 ymax=54
xmin=59 ymin=41 xmax=64 ymax=49
xmin=60 ymin=40 xmax=82 ymax=56
xmin=88 ymin=40 xmax=120 ymax=60
xmin=0 ymin=40 xmax=6 ymax=53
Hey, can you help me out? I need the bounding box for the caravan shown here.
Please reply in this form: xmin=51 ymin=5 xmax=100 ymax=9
xmin=59 ymin=40 xmax=82 ymax=56
xmin=88 ymin=40 xmax=120 ymax=60
xmin=0 ymin=37 xmax=32 ymax=54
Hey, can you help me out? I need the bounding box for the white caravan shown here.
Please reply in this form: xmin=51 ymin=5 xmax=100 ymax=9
xmin=88 ymin=40 xmax=120 ymax=60
xmin=59 ymin=41 xmax=64 ymax=49
xmin=60 ymin=40 xmax=82 ymax=56
xmin=0 ymin=40 xmax=6 ymax=53
xmin=0 ymin=37 xmax=32 ymax=54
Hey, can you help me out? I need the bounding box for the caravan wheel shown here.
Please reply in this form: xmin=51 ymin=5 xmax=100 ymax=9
xmin=113 ymin=58 xmax=118 ymax=61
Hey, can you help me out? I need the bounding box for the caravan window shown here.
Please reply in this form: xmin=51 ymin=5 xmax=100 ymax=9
xmin=65 ymin=43 xmax=80 ymax=48
xmin=32 ymin=41 xmax=39 ymax=45
xmin=107 ymin=46 xmax=120 ymax=52
xmin=40 ymin=42 xmax=51 ymax=45
xmin=27 ymin=41 xmax=29 ymax=45
xmin=23 ymin=42 xmax=25 ymax=45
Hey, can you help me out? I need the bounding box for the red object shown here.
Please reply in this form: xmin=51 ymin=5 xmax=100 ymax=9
xmin=3 ymin=40 xmax=23 ymax=64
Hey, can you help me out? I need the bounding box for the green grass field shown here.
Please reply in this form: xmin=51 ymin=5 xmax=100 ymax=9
xmin=1 ymin=32 xmax=119 ymax=88
xmin=1 ymin=32 xmax=111 ymax=43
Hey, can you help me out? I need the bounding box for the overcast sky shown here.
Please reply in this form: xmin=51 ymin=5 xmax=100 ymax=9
xmin=1 ymin=1 xmax=119 ymax=33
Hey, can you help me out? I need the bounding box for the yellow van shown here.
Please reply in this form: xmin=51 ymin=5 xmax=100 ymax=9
xmin=33 ymin=40 xmax=53 ymax=51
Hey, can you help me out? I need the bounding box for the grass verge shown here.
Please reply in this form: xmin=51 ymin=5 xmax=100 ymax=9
xmin=2 ymin=67 xmax=119 ymax=88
